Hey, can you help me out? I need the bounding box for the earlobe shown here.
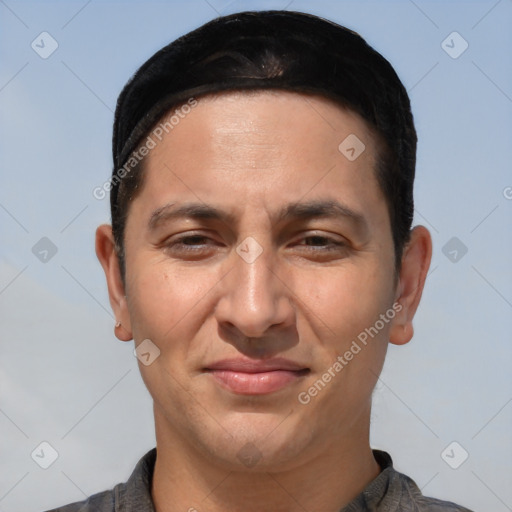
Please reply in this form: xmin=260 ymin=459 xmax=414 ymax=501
xmin=95 ymin=224 xmax=133 ymax=341
xmin=390 ymin=321 xmax=414 ymax=346
xmin=389 ymin=225 xmax=432 ymax=346
xmin=114 ymin=319 xmax=133 ymax=342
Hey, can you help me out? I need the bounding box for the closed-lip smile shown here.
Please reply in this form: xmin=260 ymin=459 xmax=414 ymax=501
xmin=203 ymin=357 xmax=310 ymax=395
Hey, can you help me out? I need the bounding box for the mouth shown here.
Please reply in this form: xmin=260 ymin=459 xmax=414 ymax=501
xmin=203 ymin=358 xmax=310 ymax=395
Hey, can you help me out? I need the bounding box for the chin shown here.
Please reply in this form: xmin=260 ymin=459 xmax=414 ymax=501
xmin=196 ymin=412 xmax=316 ymax=472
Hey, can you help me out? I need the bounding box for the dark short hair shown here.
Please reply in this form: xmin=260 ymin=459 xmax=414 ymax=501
xmin=111 ymin=10 xmax=416 ymax=281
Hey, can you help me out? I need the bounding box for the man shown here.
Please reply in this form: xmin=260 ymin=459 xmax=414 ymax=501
xmin=49 ymin=10 xmax=473 ymax=512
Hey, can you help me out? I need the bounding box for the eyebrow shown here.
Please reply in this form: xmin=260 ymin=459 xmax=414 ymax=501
xmin=148 ymin=202 xmax=237 ymax=231
xmin=148 ymin=199 xmax=368 ymax=234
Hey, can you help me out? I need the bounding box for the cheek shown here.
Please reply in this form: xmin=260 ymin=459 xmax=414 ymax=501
xmin=125 ymin=265 xmax=214 ymax=400
xmin=125 ymin=256 xmax=224 ymax=353
xmin=125 ymin=260 xmax=192 ymax=338
xmin=299 ymin=265 xmax=394 ymax=339
xmin=295 ymin=266 xmax=393 ymax=422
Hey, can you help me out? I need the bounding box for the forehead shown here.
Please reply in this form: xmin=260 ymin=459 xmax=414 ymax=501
xmin=172 ymin=89 xmax=376 ymax=150
xmin=132 ymin=90 xmax=386 ymax=226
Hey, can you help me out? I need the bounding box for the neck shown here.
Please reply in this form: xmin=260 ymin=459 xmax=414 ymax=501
xmin=151 ymin=409 xmax=381 ymax=512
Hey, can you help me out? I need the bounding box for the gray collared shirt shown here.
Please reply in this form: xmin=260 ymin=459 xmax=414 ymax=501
xmin=46 ymin=449 xmax=473 ymax=511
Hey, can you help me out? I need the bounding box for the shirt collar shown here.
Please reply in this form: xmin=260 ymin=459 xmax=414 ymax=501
xmin=119 ymin=448 xmax=397 ymax=512
xmin=117 ymin=448 xmax=157 ymax=512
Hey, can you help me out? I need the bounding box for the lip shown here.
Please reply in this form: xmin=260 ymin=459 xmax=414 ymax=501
xmin=203 ymin=358 xmax=310 ymax=395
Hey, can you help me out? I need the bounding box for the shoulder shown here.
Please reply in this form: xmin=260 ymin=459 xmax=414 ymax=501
xmin=368 ymin=450 xmax=474 ymax=512
xmin=44 ymin=486 xmax=117 ymax=512
xmin=43 ymin=448 xmax=157 ymax=512
xmin=397 ymin=467 xmax=474 ymax=511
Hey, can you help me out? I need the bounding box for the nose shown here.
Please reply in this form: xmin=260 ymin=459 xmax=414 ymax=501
xmin=214 ymin=243 xmax=296 ymax=339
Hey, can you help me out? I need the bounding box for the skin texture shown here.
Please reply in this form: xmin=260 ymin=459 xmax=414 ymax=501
xmin=96 ymin=91 xmax=432 ymax=512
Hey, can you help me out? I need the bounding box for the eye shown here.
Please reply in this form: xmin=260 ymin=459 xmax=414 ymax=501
xmin=301 ymin=235 xmax=338 ymax=247
xmin=289 ymin=232 xmax=349 ymax=260
xmin=175 ymin=235 xmax=210 ymax=246
xmin=162 ymin=233 xmax=220 ymax=258
xmin=296 ymin=234 xmax=345 ymax=250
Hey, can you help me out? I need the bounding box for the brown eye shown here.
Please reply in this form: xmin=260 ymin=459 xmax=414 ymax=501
xmin=163 ymin=233 xmax=220 ymax=259
xmin=289 ymin=232 xmax=349 ymax=262
xmin=175 ymin=235 xmax=209 ymax=247
xmin=297 ymin=235 xmax=345 ymax=250
xmin=304 ymin=236 xmax=335 ymax=246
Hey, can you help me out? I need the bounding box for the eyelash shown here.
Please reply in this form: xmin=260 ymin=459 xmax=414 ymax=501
xmin=168 ymin=235 xmax=214 ymax=253
xmin=164 ymin=233 xmax=346 ymax=255
xmin=296 ymin=235 xmax=346 ymax=251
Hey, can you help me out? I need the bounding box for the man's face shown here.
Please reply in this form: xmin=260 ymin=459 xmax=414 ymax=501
xmin=120 ymin=91 xmax=399 ymax=469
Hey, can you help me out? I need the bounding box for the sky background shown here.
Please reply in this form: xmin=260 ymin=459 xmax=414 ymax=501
xmin=1 ymin=1 xmax=511 ymax=511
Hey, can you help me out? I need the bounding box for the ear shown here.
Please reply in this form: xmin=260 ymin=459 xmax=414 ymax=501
xmin=389 ymin=225 xmax=432 ymax=346
xmin=95 ymin=224 xmax=133 ymax=341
